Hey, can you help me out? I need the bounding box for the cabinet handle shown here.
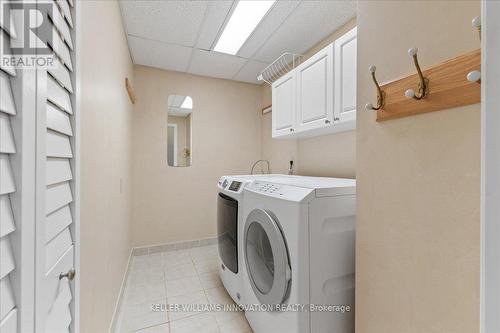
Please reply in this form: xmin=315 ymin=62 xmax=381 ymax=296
xmin=334 ymin=117 xmax=340 ymax=121
xmin=325 ymin=119 xmax=331 ymax=124
xmin=289 ymin=128 xmax=294 ymax=132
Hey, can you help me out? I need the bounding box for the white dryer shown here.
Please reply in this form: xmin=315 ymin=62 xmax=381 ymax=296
xmin=240 ymin=176 xmax=356 ymax=333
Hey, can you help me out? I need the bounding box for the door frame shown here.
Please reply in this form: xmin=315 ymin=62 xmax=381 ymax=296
xmin=480 ymin=0 xmax=500 ymax=332
xmin=73 ymin=1 xmax=82 ymax=330
xmin=167 ymin=123 xmax=178 ymax=166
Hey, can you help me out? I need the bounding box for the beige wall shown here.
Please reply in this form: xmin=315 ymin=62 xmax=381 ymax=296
xmin=261 ymin=18 xmax=357 ymax=178
xmin=131 ymin=66 xmax=262 ymax=246
xmin=356 ymin=1 xmax=480 ymax=332
xmin=80 ymin=1 xmax=134 ymax=332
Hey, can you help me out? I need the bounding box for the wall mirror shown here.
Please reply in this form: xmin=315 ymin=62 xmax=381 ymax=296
xmin=167 ymin=95 xmax=192 ymax=167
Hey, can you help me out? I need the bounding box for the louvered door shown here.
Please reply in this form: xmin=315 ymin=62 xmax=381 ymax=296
xmin=35 ymin=0 xmax=79 ymax=332
xmin=0 ymin=0 xmax=79 ymax=331
xmin=0 ymin=2 xmax=19 ymax=330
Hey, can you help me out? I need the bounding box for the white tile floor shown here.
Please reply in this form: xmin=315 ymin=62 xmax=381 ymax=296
xmin=115 ymin=244 xmax=253 ymax=333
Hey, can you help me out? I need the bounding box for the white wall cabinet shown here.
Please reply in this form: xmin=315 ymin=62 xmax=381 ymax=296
xmin=271 ymin=27 xmax=357 ymax=139
xmin=272 ymin=71 xmax=296 ymax=137
xmin=295 ymin=43 xmax=334 ymax=133
xmin=334 ymin=27 xmax=357 ymax=126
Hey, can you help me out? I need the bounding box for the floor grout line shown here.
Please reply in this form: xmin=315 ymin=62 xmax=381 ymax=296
xmin=162 ymin=267 xmax=170 ymax=332
xmin=115 ymin=244 xmax=249 ymax=333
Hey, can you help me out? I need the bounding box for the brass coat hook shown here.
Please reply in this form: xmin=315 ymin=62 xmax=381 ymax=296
xmin=467 ymin=16 xmax=481 ymax=84
xmin=365 ymin=65 xmax=385 ymax=111
xmin=404 ymin=47 xmax=429 ymax=100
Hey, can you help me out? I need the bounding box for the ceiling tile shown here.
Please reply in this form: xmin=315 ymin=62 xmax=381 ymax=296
xmin=237 ymin=0 xmax=300 ymax=59
xmin=188 ymin=49 xmax=247 ymax=80
xmin=129 ymin=36 xmax=193 ymax=72
xmin=120 ymin=0 xmax=357 ymax=84
xmin=232 ymin=60 xmax=269 ymax=84
xmin=120 ymin=0 xmax=209 ymax=46
xmin=253 ymin=0 xmax=356 ymax=63
xmin=195 ymin=1 xmax=235 ymax=50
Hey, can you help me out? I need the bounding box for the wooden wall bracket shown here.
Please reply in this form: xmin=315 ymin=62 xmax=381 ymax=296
xmin=125 ymin=77 xmax=136 ymax=104
xmin=262 ymin=104 xmax=272 ymax=115
xmin=376 ymin=48 xmax=480 ymax=122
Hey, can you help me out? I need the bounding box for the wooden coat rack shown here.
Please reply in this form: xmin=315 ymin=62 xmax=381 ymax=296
xmin=376 ymin=49 xmax=480 ymax=121
xmin=365 ymin=16 xmax=481 ymax=122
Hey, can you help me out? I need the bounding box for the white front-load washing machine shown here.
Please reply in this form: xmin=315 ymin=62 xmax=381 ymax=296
xmin=217 ymin=174 xmax=290 ymax=305
xmin=240 ymin=176 xmax=356 ymax=333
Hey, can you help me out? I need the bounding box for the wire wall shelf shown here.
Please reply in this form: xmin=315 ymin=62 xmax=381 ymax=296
xmin=257 ymin=53 xmax=303 ymax=85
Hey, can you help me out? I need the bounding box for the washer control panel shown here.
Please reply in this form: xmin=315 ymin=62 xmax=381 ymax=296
xmin=247 ymin=181 xmax=313 ymax=202
xmin=250 ymin=181 xmax=284 ymax=196
xmin=255 ymin=182 xmax=281 ymax=194
xmin=228 ymin=181 xmax=242 ymax=192
xmin=218 ymin=177 xmax=246 ymax=193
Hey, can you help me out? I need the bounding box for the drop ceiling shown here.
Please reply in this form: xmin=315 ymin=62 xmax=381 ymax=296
xmin=120 ymin=0 xmax=356 ymax=84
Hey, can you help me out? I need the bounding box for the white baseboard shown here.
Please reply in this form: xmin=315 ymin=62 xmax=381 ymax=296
xmin=108 ymin=248 xmax=134 ymax=333
xmin=131 ymin=237 xmax=217 ymax=256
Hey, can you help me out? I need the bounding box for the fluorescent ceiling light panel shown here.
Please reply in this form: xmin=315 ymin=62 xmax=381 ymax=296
xmin=214 ymin=0 xmax=275 ymax=55
xmin=181 ymin=96 xmax=193 ymax=109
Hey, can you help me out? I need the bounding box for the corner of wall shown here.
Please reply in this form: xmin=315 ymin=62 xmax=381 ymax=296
xmin=80 ymin=0 xmax=135 ymax=331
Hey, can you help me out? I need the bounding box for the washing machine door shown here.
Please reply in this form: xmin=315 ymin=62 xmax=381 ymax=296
xmin=244 ymin=209 xmax=291 ymax=306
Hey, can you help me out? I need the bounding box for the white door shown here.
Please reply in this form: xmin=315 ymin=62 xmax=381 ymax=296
xmin=0 ymin=1 xmax=78 ymax=331
xmin=334 ymin=27 xmax=357 ymax=125
xmin=295 ymin=43 xmax=334 ymax=133
xmin=35 ymin=1 xmax=79 ymax=332
xmin=0 ymin=4 xmax=20 ymax=330
xmin=272 ymin=71 xmax=295 ymax=138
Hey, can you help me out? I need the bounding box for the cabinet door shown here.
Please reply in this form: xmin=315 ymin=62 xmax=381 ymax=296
xmin=295 ymin=44 xmax=334 ymax=133
xmin=334 ymin=27 xmax=357 ymax=125
xmin=272 ymin=71 xmax=296 ymax=138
